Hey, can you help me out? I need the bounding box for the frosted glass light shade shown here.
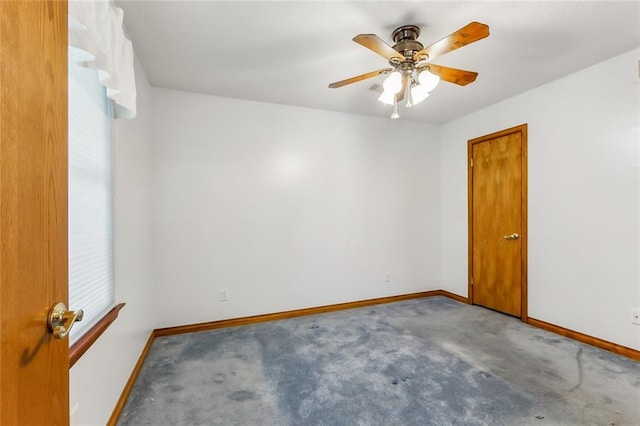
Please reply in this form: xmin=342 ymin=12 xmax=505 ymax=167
xmin=383 ymin=71 xmax=402 ymax=93
xmin=378 ymin=91 xmax=395 ymax=105
xmin=378 ymin=71 xmax=403 ymax=105
xmin=410 ymin=84 xmax=430 ymax=105
xmin=418 ymin=70 xmax=440 ymax=92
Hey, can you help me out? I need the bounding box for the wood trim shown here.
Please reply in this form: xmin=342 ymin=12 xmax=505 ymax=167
xmin=109 ymin=291 xmax=446 ymax=422
xmin=467 ymin=141 xmax=474 ymax=305
xmin=107 ymin=291 xmax=639 ymax=421
xmin=107 ymin=331 xmax=156 ymax=425
xmin=467 ymin=124 xmax=529 ymax=321
xmin=520 ymin=125 xmax=528 ymax=321
xmin=468 ymin=125 xmax=529 ymax=145
xmin=153 ymin=292 xmax=640 ymax=362
xmin=69 ymin=303 xmax=126 ymax=368
xmin=149 ymin=292 xmax=640 ymax=362
xmin=439 ymin=290 xmax=470 ymax=304
xmin=527 ymin=317 xmax=640 ymax=361
xmin=154 ymin=291 xmax=442 ymax=337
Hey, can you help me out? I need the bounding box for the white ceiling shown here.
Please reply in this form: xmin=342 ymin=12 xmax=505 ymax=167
xmin=117 ymin=1 xmax=640 ymax=124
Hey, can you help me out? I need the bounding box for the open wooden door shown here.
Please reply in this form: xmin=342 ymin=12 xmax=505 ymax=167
xmin=468 ymin=124 xmax=527 ymax=320
xmin=0 ymin=1 xmax=70 ymax=424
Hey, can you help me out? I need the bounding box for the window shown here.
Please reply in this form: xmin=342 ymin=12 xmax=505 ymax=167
xmin=68 ymin=46 xmax=115 ymax=345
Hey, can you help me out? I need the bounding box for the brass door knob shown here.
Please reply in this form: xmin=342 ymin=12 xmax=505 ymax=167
xmin=47 ymin=302 xmax=83 ymax=339
xmin=503 ymin=233 xmax=520 ymax=240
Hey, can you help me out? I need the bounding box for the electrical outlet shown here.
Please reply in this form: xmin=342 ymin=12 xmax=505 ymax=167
xmin=220 ymin=288 xmax=228 ymax=302
xmin=632 ymin=308 xmax=640 ymax=325
xmin=385 ymin=273 xmax=391 ymax=283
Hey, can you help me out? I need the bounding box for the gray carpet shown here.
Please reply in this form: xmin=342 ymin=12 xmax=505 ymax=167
xmin=118 ymin=297 xmax=640 ymax=425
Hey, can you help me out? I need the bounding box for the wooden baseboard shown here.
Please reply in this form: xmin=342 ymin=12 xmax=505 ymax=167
xmin=110 ymin=290 xmax=449 ymax=422
xmin=154 ymin=290 xmax=443 ymax=337
xmin=107 ymin=331 xmax=156 ymax=425
xmin=526 ymin=317 xmax=640 ymax=361
xmin=109 ymin=291 xmax=640 ymax=424
xmin=438 ymin=290 xmax=470 ymax=304
xmin=153 ymin=296 xmax=640 ymax=363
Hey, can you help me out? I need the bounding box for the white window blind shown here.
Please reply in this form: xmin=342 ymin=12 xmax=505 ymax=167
xmin=68 ymin=46 xmax=115 ymax=345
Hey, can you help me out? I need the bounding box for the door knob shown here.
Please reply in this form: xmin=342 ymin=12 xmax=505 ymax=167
xmin=47 ymin=302 xmax=83 ymax=339
xmin=503 ymin=233 xmax=520 ymax=240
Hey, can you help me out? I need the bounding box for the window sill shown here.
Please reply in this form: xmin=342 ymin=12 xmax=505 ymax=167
xmin=69 ymin=303 xmax=125 ymax=368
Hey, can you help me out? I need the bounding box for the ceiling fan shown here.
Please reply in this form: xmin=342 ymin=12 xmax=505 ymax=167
xmin=328 ymin=22 xmax=490 ymax=118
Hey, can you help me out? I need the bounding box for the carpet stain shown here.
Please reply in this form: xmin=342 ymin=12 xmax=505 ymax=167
xmin=229 ymin=390 xmax=257 ymax=402
xmin=118 ymin=297 xmax=640 ymax=426
xmin=570 ymin=346 xmax=584 ymax=391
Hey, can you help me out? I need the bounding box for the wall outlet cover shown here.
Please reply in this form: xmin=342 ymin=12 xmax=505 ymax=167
xmin=632 ymin=308 xmax=640 ymax=325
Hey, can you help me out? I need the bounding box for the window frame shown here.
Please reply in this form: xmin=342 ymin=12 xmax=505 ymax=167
xmin=67 ymin=47 xmax=123 ymax=367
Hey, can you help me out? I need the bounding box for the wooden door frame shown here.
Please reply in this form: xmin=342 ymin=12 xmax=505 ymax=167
xmin=467 ymin=124 xmax=528 ymax=321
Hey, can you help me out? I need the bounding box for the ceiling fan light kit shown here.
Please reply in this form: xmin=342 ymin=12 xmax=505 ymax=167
xmin=377 ymin=70 xmax=402 ymax=105
xmin=409 ymin=83 xmax=429 ymax=106
xmin=329 ymin=22 xmax=490 ymax=119
xmin=418 ymin=70 xmax=440 ymax=92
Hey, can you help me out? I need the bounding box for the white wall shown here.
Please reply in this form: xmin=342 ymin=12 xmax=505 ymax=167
xmin=69 ymin=56 xmax=155 ymax=425
xmin=150 ymin=89 xmax=441 ymax=328
xmin=68 ymin=46 xmax=639 ymax=424
xmin=440 ymin=48 xmax=640 ymax=350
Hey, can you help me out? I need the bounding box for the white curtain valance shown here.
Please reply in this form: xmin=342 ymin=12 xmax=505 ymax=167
xmin=69 ymin=0 xmax=136 ymax=119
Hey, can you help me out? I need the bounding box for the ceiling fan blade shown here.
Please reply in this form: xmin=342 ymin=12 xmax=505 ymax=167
xmin=353 ymin=34 xmax=406 ymax=63
xmin=396 ymin=73 xmax=409 ymax=102
xmin=413 ymin=22 xmax=489 ymax=62
xmin=419 ymin=64 xmax=478 ymax=86
xmin=328 ymin=68 xmax=392 ymax=89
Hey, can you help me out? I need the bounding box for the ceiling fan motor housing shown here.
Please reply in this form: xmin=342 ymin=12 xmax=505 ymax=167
xmin=391 ymin=25 xmax=424 ymax=62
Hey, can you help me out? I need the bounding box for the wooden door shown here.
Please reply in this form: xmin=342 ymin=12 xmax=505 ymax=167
xmin=0 ymin=1 xmax=69 ymax=424
xmin=468 ymin=124 xmax=527 ymax=319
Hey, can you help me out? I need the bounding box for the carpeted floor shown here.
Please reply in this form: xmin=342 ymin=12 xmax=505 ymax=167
xmin=118 ymin=297 xmax=640 ymax=425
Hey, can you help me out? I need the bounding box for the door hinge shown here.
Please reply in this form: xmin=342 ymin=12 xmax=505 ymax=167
xmin=470 ymin=277 xmax=474 ymax=286
xmin=470 ymin=158 xmax=474 ymax=167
